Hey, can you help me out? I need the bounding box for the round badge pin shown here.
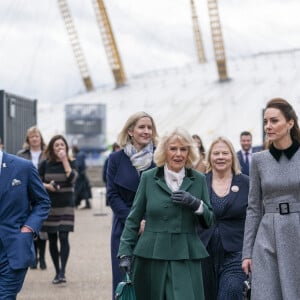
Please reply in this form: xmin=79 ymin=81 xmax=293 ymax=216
xmin=231 ymin=185 xmax=239 ymax=192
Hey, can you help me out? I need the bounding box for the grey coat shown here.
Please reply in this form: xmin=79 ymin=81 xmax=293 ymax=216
xmin=242 ymin=149 xmax=300 ymax=300
xmin=16 ymin=148 xmax=46 ymax=165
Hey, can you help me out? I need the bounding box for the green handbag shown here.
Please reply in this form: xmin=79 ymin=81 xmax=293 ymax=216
xmin=115 ymin=272 xmax=136 ymax=300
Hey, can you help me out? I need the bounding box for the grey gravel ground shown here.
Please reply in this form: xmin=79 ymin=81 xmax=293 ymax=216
xmin=19 ymin=188 xmax=112 ymax=300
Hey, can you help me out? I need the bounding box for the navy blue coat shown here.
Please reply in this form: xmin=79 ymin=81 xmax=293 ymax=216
xmin=237 ymin=146 xmax=262 ymax=176
xmin=106 ymin=149 xmax=155 ymax=297
xmin=199 ymin=172 xmax=249 ymax=252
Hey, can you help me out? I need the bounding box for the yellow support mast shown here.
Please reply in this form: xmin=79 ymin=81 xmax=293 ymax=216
xmin=92 ymin=0 xmax=126 ymax=86
xmin=57 ymin=0 xmax=94 ymax=91
xmin=207 ymin=0 xmax=229 ymax=81
xmin=190 ymin=0 xmax=206 ymax=64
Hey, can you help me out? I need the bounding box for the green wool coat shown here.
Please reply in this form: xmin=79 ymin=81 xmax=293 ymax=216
xmin=118 ymin=166 xmax=215 ymax=300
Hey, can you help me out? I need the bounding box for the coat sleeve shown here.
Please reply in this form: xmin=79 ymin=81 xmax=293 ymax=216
xmin=66 ymin=160 xmax=78 ymax=184
xmin=25 ymin=163 xmax=51 ymax=234
xmin=117 ymin=172 xmax=147 ymax=257
xmin=242 ymin=154 xmax=263 ymax=259
xmin=106 ymin=154 xmax=131 ymax=223
xmin=102 ymin=158 xmax=108 ymax=183
xmin=197 ymin=175 xmax=215 ymax=228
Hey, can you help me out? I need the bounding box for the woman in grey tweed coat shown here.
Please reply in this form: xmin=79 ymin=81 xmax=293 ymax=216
xmin=242 ymin=98 xmax=300 ymax=299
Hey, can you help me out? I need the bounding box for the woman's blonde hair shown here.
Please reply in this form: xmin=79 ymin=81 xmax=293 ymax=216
xmin=23 ymin=126 xmax=46 ymax=150
xmin=117 ymin=111 xmax=158 ymax=147
xmin=206 ymin=136 xmax=241 ymax=175
xmin=154 ymin=128 xmax=199 ymax=168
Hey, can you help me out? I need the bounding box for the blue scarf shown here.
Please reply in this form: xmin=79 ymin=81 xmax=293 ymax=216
xmin=124 ymin=142 xmax=154 ymax=173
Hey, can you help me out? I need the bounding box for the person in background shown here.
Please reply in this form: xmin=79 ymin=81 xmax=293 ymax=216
xmin=72 ymin=145 xmax=92 ymax=209
xmin=0 ymin=150 xmax=50 ymax=299
xmin=118 ymin=128 xmax=214 ymax=300
xmin=17 ymin=126 xmax=48 ymax=270
xmin=199 ymin=137 xmax=248 ymax=300
xmin=236 ymin=131 xmax=262 ymax=176
xmin=106 ymin=112 xmax=158 ymax=298
xmin=242 ymin=98 xmax=300 ymax=299
xmin=192 ymin=134 xmax=207 ymax=173
xmin=102 ymin=142 xmax=120 ymax=206
xmin=38 ymin=135 xmax=77 ymax=284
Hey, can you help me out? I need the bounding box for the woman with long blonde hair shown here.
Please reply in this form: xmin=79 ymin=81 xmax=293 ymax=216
xmin=106 ymin=112 xmax=158 ymax=298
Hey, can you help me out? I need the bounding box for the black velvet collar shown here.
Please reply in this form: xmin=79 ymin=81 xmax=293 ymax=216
xmin=269 ymin=140 xmax=299 ymax=161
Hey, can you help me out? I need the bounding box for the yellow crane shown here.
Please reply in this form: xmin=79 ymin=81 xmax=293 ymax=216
xmin=190 ymin=0 xmax=206 ymax=64
xmin=57 ymin=0 xmax=94 ymax=91
xmin=207 ymin=0 xmax=229 ymax=81
xmin=57 ymin=0 xmax=227 ymax=88
xmin=91 ymin=0 xmax=126 ymax=86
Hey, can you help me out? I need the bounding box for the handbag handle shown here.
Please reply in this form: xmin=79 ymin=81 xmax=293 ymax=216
xmin=114 ymin=272 xmax=135 ymax=299
xmin=124 ymin=272 xmax=132 ymax=284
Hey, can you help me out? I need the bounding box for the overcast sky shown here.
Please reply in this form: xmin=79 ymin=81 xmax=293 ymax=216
xmin=1 ymin=0 xmax=300 ymax=103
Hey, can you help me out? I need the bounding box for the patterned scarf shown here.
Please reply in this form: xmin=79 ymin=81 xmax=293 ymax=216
xmin=124 ymin=142 xmax=154 ymax=173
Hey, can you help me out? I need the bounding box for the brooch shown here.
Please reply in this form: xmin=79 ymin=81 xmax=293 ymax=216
xmin=231 ymin=185 xmax=239 ymax=192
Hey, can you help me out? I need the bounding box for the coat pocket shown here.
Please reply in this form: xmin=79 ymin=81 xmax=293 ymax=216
xmin=2 ymin=232 xmax=35 ymax=270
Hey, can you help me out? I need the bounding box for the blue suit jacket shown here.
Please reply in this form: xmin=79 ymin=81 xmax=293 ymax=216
xmin=198 ymin=172 xmax=249 ymax=252
xmin=237 ymin=146 xmax=262 ymax=176
xmin=0 ymin=153 xmax=50 ymax=270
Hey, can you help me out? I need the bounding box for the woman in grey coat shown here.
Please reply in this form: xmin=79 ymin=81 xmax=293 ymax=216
xmin=242 ymin=98 xmax=300 ymax=299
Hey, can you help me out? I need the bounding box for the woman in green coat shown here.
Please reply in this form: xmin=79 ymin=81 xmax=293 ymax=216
xmin=118 ymin=128 xmax=215 ymax=300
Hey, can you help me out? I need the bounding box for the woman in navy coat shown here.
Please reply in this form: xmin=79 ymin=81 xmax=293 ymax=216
xmin=199 ymin=137 xmax=249 ymax=300
xmin=106 ymin=112 xmax=158 ymax=298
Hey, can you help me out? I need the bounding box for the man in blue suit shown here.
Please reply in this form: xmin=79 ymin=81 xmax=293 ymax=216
xmin=0 ymin=150 xmax=50 ymax=299
xmin=237 ymin=131 xmax=262 ymax=176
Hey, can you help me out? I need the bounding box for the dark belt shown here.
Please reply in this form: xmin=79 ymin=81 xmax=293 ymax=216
xmin=264 ymin=202 xmax=300 ymax=215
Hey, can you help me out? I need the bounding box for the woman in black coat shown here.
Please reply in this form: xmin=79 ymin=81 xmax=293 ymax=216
xmin=199 ymin=136 xmax=248 ymax=300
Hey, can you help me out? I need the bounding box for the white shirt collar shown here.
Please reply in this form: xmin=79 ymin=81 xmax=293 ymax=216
xmin=164 ymin=164 xmax=185 ymax=192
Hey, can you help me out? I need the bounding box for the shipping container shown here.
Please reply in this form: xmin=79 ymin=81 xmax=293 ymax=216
xmin=0 ymin=90 xmax=37 ymax=154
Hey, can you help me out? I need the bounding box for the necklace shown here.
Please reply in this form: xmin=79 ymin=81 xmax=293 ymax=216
xmin=212 ymin=175 xmax=232 ymax=198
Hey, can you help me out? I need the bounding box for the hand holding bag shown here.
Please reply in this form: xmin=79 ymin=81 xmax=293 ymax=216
xmin=114 ymin=272 xmax=136 ymax=300
xmin=243 ymin=272 xmax=251 ymax=300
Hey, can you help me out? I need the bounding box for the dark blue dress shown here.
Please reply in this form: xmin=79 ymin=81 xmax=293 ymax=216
xmin=202 ymin=190 xmax=246 ymax=300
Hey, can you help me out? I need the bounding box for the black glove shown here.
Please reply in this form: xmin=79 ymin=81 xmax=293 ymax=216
xmin=171 ymin=190 xmax=201 ymax=211
xmin=119 ymin=256 xmax=132 ymax=273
